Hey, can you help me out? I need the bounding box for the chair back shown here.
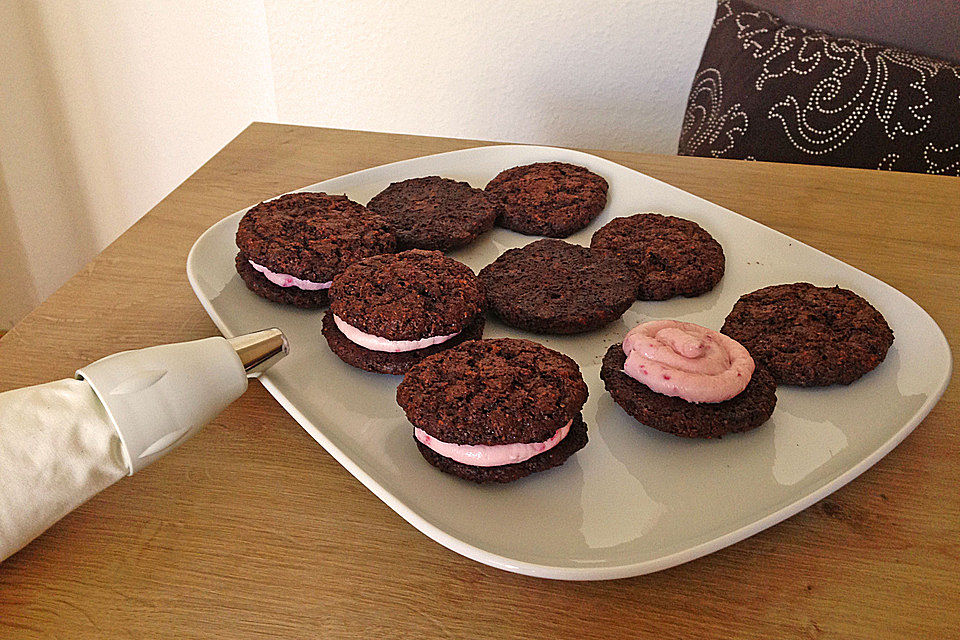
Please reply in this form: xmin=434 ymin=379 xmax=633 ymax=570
xmin=748 ymin=1 xmax=959 ymax=63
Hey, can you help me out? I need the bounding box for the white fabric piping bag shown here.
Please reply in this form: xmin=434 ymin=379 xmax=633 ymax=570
xmin=0 ymin=328 xmax=287 ymax=562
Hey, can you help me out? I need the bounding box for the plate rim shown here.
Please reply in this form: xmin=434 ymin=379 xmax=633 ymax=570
xmin=186 ymin=143 xmax=953 ymax=580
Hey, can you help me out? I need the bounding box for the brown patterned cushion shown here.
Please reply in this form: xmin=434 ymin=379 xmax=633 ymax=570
xmin=678 ymin=0 xmax=960 ymax=176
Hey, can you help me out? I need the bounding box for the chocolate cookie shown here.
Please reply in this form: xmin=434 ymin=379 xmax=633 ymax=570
xmin=397 ymin=338 xmax=589 ymax=482
xmin=590 ymin=213 xmax=724 ymax=300
xmin=330 ymin=250 xmax=484 ymax=340
xmin=414 ymin=415 xmax=589 ymax=484
xmin=325 ymin=250 xmax=485 ymax=374
xmin=235 ymin=253 xmax=329 ymax=308
xmin=720 ymin=283 xmax=895 ymax=386
xmin=235 ymin=192 xmax=396 ymax=306
xmin=600 ymin=344 xmax=777 ymax=438
xmin=484 ymin=162 xmax=608 ymax=237
xmin=479 ymin=239 xmax=640 ymax=334
xmin=366 ymin=176 xmax=501 ymax=252
xmin=321 ymin=311 xmax=484 ymax=375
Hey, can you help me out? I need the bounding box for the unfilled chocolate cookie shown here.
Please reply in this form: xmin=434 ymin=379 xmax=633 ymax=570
xmin=324 ymin=250 xmax=485 ymax=373
xmin=397 ymin=338 xmax=589 ymax=482
xmin=600 ymin=343 xmax=777 ymax=438
xmin=366 ymin=176 xmax=501 ymax=252
xmin=590 ymin=213 xmax=724 ymax=300
xmin=479 ymin=239 xmax=640 ymax=334
xmin=720 ymin=283 xmax=894 ymax=386
xmin=235 ymin=192 xmax=396 ymax=306
xmin=484 ymin=162 xmax=608 ymax=237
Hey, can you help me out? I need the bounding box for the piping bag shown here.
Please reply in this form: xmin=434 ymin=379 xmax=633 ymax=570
xmin=0 ymin=328 xmax=287 ymax=562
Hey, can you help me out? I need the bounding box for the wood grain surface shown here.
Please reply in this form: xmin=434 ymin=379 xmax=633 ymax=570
xmin=0 ymin=124 xmax=956 ymax=639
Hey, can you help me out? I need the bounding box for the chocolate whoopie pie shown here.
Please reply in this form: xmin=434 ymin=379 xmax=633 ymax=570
xmin=397 ymin=338 xmax=589 ymax=483
xmin=484 ymin=162 xmax=608 ymax=237
xmin=366 ymin=176 xmax=501 ymax=252
xmin=590 ymin=213 xmax=725 ymax=301
xmin=721 ymin=283 xmax=894 ymax=386
xmin=322 ymin=250 xmax=485 ymax=374
xmin=479 ymin=239 xmax=640 ymax=334
xmin=235 ymin=192 xmax=396 ymax=308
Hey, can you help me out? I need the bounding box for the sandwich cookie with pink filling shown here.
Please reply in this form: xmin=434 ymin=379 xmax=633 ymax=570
xmin=236 ymin=192 xmax=397 ymax=308
xmin=397 ymin=338 xmax=589 ymax=483
xmin=322 ymin=249 xmax=485 ymax=374
xmin=600 ymin=320 xmax=777 ymax=438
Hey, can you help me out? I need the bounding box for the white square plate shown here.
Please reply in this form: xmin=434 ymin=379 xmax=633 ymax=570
xmin=187 ymin=145 xmax=951 ymax=580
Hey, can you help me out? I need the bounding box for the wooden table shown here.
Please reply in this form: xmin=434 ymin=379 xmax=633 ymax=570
xmin=1 ymin=124 xmax=957 ymax=639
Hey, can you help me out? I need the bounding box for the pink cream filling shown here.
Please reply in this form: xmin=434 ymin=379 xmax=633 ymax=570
xmin=249 ymin=260 xmax=332 ymax=291
xmin=622 ymin=320 xmax=755 ymax=403
xmin=333 ymin=315 xmax=459 ymax=353
xmin=414 ymin=420 xmax=572 ymax=467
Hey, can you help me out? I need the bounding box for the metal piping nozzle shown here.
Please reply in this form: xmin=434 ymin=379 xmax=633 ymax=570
xmin=228 ymin=328 xmax=288 ymax=376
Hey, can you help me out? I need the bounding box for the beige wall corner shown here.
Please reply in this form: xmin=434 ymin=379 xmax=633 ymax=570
xmin=0 ymin=1 xmax=277 ymax=327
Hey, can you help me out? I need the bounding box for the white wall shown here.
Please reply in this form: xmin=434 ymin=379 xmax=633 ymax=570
xmin=266 ymin=0 xmax=714 ymax=153
xmin=0 ymin=0 xmax=714 ymax=328
xmin=0 ymin=1 xmax=277 ymax=327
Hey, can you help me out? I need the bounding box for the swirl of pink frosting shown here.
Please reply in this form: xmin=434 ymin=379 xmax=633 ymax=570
xmin=414 ymin=420 xmax=571 ymax=467
xmin=333 ymin=315 xmax=459 ymax=353
xmin=622 ymin=320 xmax=754 ymax=403
xmin=249 ymin=260 xmax=332 ymax=290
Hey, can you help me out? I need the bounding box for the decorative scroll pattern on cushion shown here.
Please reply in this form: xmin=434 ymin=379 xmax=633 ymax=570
xmin=679 ymin=0 xmax=960 ymax=175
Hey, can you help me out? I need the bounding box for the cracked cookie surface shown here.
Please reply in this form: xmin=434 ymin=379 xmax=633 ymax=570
xmin=366 ymin=176 xmax=500 ymax=252
xmin=479 ymin=239 xmax=639 ymax=334
xmin=329 ymin=249 xmax=484 ymax=341
xmin=720 ymin=283 xmax=894 ymax=386
xmin=235 ymin=192 xmax=396 ymax=283
xmin=396 ymin=338 xmax=588 ymax=445
xmin=484 ymin=162 xmax=608 ymax=237
xmin=590 ymin=212 xmax=724 ymax=300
